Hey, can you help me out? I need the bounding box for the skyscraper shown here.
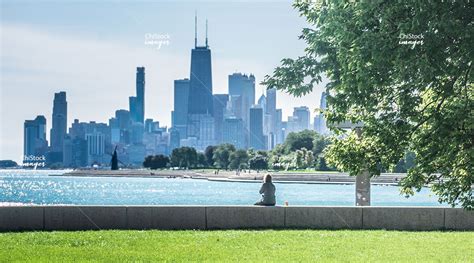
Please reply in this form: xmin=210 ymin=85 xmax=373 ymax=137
xmin=86 ymin=132 xmax=105 ymax=165
xmin=265 ymin=88 xmax=277 ymax=149
xmin=169 ymin=128 xmax=180 ymax=152
xmin=249 ymin=106 xmax=265 ymax=150
xmin=50 ymin=91 xmax=67 ymax=163
xmin=275 ymin=109 xmax=284 ymax=145
xmin=115 ymin=109 xmax=132 ymax=144
xmin=188 ymin=17 xmax=213 ymax=115
xmin=222 ymin=117 xmax=245 ymax=149
xmin=257 ymin=94 xmax=266 ymax=110
xmin=293 ymin=106 xmax=311 ymax=131
xmin=130 ymin=67 xmax=145 ymax=124
xmin=65 ymin=119 xmax=110 ymax=167
xmin=186 ymin=16 xmax=215 ymax=149
xmin=173 ymin=78 xmax=190 ymax=138
xmin=320 ymin=91 xmax=329 ymax=135
xmin=228 ymin=73 xmax=255 ymax=129
xmin=229 ymin=95 xmax=243 ymax=119
xmin=213 ymin=94 xmax=229 ymax=144
xmin=314 ymin=92 xmax=328 ymax=135
xmin=23 ymin=115 xmax=48 ymax=158
xmin=266 ymin=88 xmax=277 ymax=117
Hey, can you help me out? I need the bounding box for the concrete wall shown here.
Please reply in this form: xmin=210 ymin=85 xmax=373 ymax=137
xmin=0 ymin=206 xmax=472 ymax=232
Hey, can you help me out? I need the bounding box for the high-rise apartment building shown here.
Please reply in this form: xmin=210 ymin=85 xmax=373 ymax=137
xmin=50 ymin=91 xmax=67 ymax=163
xmin=23 ymin=115 xmax=48 ymax=159
xmin=293 ymin=106 xmax=311 ymax=131
xmin=173 ymin=78 xmax=190 ymax=139
xmin=213 ymin=94 xmax=229 ymax=144
xmin=222 ymin=117 xmax=245 ymax=149
xmin=228 ymin=73 xmax=255 ymax=130
xmin=129 ymin=67 xmax=145 ymax=124
xmin=249 ymin=106 xmax=265 ymax=150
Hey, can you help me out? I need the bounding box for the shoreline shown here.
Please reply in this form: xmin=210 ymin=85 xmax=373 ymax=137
xmin=56 ymin=169 xmax=405 ymax=185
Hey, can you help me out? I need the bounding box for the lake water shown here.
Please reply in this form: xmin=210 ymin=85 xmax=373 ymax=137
xmin=0 ymin=170 xmax=445 ymax=206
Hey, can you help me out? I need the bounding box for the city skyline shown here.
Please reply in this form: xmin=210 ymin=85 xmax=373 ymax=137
xmin=1 ymin=1 xmax=328 ymax=162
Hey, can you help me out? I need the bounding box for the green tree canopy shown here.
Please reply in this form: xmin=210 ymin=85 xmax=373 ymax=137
xmin=170 ymin=147 xmax=197 ymax=169
xmin=284 ymin=130 xmax=318 ymax=153
xmin=204 ymin=145 xmax=216 ymax=167
xmin=249 ymin=154 xmax=269 ymax=171
xmin=143 ymin=154 xmax=169 ymax=170
xmin=229 ymin=149 xmax=249 ymax=170
xmin=264 ymin=1 xmax=473 ymax=208
xmin=197 ymin=152 xmax=207 ymax=168
xmin=213 ymin=144 xmax=236 ymax=169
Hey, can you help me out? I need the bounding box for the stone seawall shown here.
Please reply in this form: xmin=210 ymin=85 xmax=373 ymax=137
xmin=1 ymin=206 xmax=472 ymax=231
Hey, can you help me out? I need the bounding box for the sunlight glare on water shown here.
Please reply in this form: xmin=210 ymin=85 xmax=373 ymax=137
xmin=0 ymin=170 xmax=445 ymax=206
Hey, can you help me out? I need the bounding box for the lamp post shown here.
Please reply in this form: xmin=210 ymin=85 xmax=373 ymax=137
xmin=335 ymin=121 xmax=370 ymax=206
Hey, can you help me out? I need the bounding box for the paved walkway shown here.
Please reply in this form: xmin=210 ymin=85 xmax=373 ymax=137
xmin=60 ymin=169 xmax=406 ymax=184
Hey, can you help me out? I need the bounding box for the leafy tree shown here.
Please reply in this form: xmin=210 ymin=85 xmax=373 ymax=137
xmin=264 ymin=1 xmax=473 ymax=208
xmin=229 ymin=149 xmax=249 ymax=170
xmin=272 ymin=144 xmax=286 ymax=155
xmin=197 ymin=152 xmax=207 ymax=168
xmin=0 ymin=160 xmax=17 ymax=168
xmin=247 ymin=148 xmax=256 ymax=160
xmin=143 ymin=156 xmax=153 ymax=168
xmin=315 ymin=156 xmax=336 ymax=171
xmin=394 ymin=151 xmax=417 ymax=173
xmin=249 ymin=154 xmax=268 ymax=171
xmin=295 ymin=149 xmax=305 ymax=168
xmin=170 ymin=147 xmax=197 ymax=169
xmin=284 ymin=130 xmax=318 ymax=153
xmin=213 ymin=144 xmax=236 ymax=169
xmin=280 ymin=153 xmax=297 ymax=171
xmin=204 ymin=145 xmax=216 ymax=167
xmin=143 ymin=154 xmax=169 ymax=170
xmin=304 ymin=148 xmax=314 ymax=168
xmin=268 ymin=153 xmax=283 ymax=170
xmin=312 ymin=136 xmax=330 ymax=156
xmin=256 ymin=150 xmax=268 ymax=158
xmin=295 ymin=147 xmax=314 ymax=169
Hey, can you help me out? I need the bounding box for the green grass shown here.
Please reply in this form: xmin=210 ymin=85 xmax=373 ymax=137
xmin=1 ymin=230 xmax=472 ymax=262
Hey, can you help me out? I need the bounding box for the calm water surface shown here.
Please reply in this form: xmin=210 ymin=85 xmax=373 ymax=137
xmin=0 ymin=170 xmax=445 ymax=206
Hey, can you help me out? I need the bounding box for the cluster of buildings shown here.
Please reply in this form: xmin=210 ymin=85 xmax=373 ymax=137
xmin=23 ymin=18 xmax=328 ymax=168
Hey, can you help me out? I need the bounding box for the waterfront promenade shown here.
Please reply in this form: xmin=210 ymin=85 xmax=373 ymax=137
xmin=60 ymin=169 xmax=406 ymax=185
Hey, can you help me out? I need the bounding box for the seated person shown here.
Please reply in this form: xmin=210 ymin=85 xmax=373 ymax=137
xmin=254 ymin=174 xmax=276 ymax=206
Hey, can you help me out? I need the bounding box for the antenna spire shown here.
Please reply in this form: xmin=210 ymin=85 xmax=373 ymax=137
xmin=205 ymin=19 xmax=208 ymax=48
xmin=194 ymin=11 xmax=197 ymax=48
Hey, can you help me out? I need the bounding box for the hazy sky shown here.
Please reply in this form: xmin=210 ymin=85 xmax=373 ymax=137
xmin=1 ymin=0 xmax=326 ymax=162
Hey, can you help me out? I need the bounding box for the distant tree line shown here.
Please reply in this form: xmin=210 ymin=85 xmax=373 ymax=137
xmin=143 ymin=130 xmax=415 ymax=172
xmin=0 ymin=160 xmax=18 ymax=168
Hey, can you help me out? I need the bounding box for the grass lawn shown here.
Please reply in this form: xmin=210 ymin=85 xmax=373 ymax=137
xmin=0 ymin=230 xmax=472 ymax=262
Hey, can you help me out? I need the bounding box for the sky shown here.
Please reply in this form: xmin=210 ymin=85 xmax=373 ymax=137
xmin=0 ymin=0 xmax=326 ymax=162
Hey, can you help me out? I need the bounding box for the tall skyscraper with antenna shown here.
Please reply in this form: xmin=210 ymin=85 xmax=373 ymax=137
xmin=187 ymin=14 xmax=215 ymax=149
xmin=187 ymin=15 xmax=213 ymax=116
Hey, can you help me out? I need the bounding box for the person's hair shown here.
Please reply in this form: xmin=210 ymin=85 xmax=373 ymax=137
xmin=264 ymin=174 xmax=272 ymax=183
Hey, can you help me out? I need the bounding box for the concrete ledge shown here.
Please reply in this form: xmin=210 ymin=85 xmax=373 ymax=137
xmin=286 ymin=207 xmax=362 ymax=229
xmin=44 ymin=206 xmax=127 ymax=230
xmin=1 ymin=206 xmax=473 ymax=231
xmin=127 ymin=206 xmax=206 ymax=230
xmin=0 ymin=207 xmax=43 ymax=231
xmin=206 ymin=206 xmax=285 ymax=229
xmin=362 ymin=207 xmax=445 ymax=230
xmin=445 ymin=208 xmax=474 ymax=230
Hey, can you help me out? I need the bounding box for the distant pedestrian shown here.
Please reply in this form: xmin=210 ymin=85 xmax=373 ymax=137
xmin=254 ymin=174 xmax=276 ymax=206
